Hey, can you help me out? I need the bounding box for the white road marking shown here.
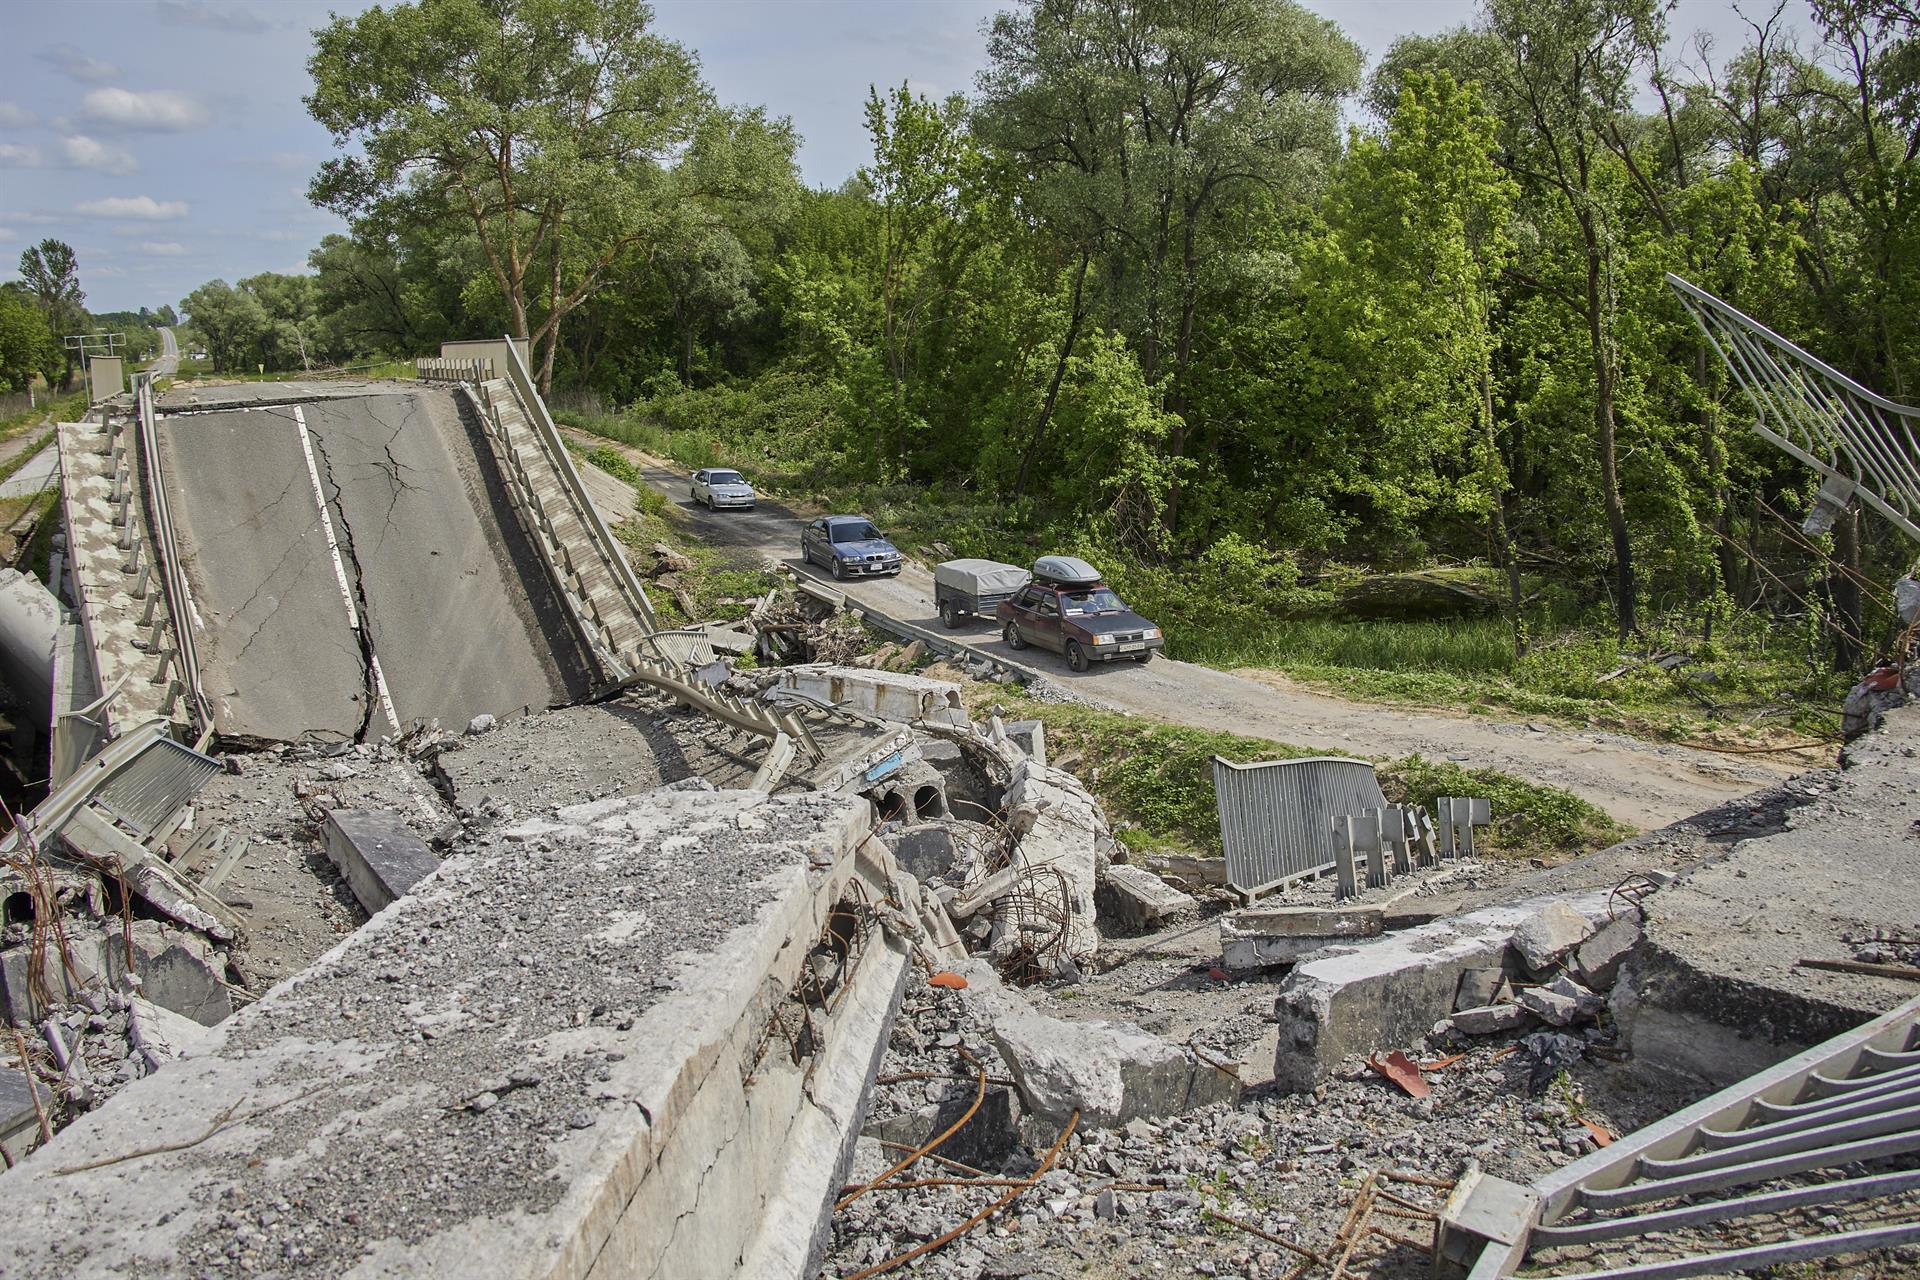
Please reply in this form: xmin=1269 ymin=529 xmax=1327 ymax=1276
xmin=293 ymin=404 xmax=401 ymax=733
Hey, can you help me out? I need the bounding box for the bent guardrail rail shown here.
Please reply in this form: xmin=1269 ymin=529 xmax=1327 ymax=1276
xmin=1669 ymin=273 xmax=1920 ymax=543
xmin=450 ymin=344 xmax=818 ymax=782
xmin=1448 ymin=992 xmax=1920 ymax=1279
xmin=133 ymin=373 xmax=212 ymax=740
xmin=54 ymin=379 xmax=205 ymax=743
xmin=1211 ymin=754 xmax=1387 ymax=900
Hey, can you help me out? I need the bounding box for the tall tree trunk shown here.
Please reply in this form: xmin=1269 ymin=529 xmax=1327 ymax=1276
xmin=1483 ymin=361 xmax=1525 ymax=658
xmin=1583 ymin=224 xmax=1636 ymax=638
xmin=1832 ymin=504 xmax=1862 ymax=671
xmin=1161 ymin=228 xmax=1200 ymax=539
xmin=1014 ymin=252 xmax=1090 ymax=500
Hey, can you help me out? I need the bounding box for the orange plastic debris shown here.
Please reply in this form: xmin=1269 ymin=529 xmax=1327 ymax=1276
xmin=1207 ymin=966 xmax=1231 ymax=982
xmin=1366 ymin=1050 xmax=1431 ymax=1098
xmin=1420 ymin=1052 xmax=1469 ymax=1072
xmin=928 ymin=972 xmax=968 ymax=990
xmin=1580 ymin=1117 xmax=1617 ymax=1147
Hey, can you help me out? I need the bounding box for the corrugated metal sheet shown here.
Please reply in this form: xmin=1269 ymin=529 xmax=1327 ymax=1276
xmin=92 ymin=736 xmax=223 ymax=836
xmin=1211 ymin=755 xmax=1387 ymax=898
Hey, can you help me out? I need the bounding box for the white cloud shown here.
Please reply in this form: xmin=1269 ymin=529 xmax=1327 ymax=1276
xmin=0 ymin=102 xmax=38 ymax=128
xmin=0 ymin=143 xmax=44 ymax=167
xmin=76 ymin=195 xmax=189 ymax=220
xmin=80 ymin=88 xmax=210 ymax=133
xmin=155 ymin=1 xmax=272 ymax=34
xmin=38 ymin=44 xmax=121 ymax=84
xmin=137 ymin=241 xmax=188 ymax=256
xmin=0 ymin=227 xmax=16 ymax=241
xmin=92 ymin=265 xmax=128 ymax=278
xmin=59 ymin=135 xmax=138 ymax=175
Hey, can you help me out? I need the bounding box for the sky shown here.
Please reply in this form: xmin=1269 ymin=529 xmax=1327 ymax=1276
xmin=0 ymin=0 xmax=1818 ymax=315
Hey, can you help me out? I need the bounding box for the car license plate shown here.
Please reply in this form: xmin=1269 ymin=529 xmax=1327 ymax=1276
xmin=1115 ymin=642 xmax=1144 ymax=653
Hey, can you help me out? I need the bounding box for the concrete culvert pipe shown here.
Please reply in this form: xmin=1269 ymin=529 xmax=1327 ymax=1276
xmin=0 ymin=568 xmax=59 ymax=728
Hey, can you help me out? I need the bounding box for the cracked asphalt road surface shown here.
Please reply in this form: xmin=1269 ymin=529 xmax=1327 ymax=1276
xmin=580 ymin=434 xmax=1799 ymax=830
xmin=159 ymin=387 xmax=595 ymax=742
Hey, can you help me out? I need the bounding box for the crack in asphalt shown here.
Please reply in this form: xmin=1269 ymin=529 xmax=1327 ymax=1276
xmin=303 ymin=421 xmax=385 ymax=743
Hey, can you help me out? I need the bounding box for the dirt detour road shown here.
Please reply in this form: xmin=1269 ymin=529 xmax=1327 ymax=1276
xmin=581 ymin=434 xmax=1797 ymax=830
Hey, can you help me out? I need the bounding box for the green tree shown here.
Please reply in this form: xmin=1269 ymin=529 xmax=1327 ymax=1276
xmin=180 ymin=281 xmax=271 ymax=374
xmin=17 ymin=239 xmax=86 ymax=389
xmin=307 ymin=0 xmax=789 ymax=393
xmin=0 ymin=291 xmax=58 ymax=392
xmin=978 ymin=0 xmax=1362 ymax=537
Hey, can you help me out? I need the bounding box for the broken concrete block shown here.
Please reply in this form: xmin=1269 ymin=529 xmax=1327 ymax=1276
xmin=962 ymin=962 xmax=1238 ymax=1127
xmin=1455 ymin=967 xmax=1509 ymax=1012
xmin=883 ymin=823 xmax=966 ymax=883
xmin=1001 ymin=720 xmax=1046 ymax=766
xmin=105 ymin=922 xmax=231 ymax=1028
xmin=128 ymin=995 xmax=206 ymax=1069
xmin=1097 ymin=865 xmax=1197 ymax=935
xmin=1451 ymin=1003 xmax=1533 ymax=1035
xmin=1271 ymin=892 xmax=1609 ymax=1092
xmin=1510 ymin=900 xmax=1598 ymax=973
xmin=1573 ymin=914 xmax=1642 ymax=990
xmin=1141 ymin=852 xmax=1229 ymax=889
xmin=1221 ymin=905 xmax=1385 ymax=971
xmin=324 ymin=808 xmax=442 ymax=915
xmin=1517 ymin=975 xmax=1604 ymax=1028
xmin=1002 ymin=759 xmax=1108 ymax=963
xmin=0 ymin=928 xmax=109 ymax=1024
xmin=774 ymin=665 xmax=968 ymax=726
xmin=1 ymin=1063 xmax=42 ymax=1164
xmin=1574 ymin=912 xmax=1641 ymax=980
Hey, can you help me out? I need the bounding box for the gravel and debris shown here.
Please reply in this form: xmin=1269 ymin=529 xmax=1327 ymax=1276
xmin=822 ymin=962 xmax=1703 ymax=1280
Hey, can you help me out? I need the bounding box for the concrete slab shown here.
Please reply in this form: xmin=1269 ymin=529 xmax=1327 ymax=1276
xmin=1271 ymin=891 xmax=1610 ymax=1092
xmin=1616 ymin=706 xmax=1920 ymax=1085
xmin=776 ymin=664 xmax=968 ymax=727
xmin=323 ymin=807 xmax=441 ymax=914
xmin=0 ymin=785 xmax=909 ymax=1279
xmin=1220 ymin=905 xmax=1384 ymax=971
xmin=0 ymin=1064 xmax=42 ymax=1164
xmin=155 ymin=388 xmax=595 ymax=742
xmin=1097 ymin=864 xmax=1197 ymax=935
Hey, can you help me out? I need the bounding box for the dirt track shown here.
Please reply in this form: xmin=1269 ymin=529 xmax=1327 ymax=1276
xmin=574 ymin=432 xmax=1802 ymax=830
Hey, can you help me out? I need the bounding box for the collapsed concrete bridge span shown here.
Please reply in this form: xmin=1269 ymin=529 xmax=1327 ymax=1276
xmin=153 ymin=381 xmax=598 ymax=743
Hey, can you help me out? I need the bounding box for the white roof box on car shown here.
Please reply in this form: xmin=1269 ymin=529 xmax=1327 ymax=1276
xmin=1032 ymin=555 xmax=1104 ymax=586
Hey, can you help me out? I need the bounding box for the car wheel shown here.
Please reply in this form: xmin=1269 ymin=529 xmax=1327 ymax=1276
xmin=830 ymin=557 xmax=846 ymax=581
xmin=1137 ymin=649 xmax=1155 ymax=664
xmin=1066 ymin=641 xmax=1089 ymax=673
xmin=1004 ymin=621 xmax=1027 ymax=650
xmin=940 ymin=601 xmax=960 ymax=629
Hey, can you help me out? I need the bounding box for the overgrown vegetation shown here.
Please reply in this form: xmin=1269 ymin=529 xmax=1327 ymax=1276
xmin=30 ymin=0 xmax=1898 ymax=748
xmin=975 ymin=690 xmax=1628 ymax=863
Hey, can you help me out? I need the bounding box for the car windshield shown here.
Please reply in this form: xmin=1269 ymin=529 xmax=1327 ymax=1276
xmin=832 ymin=521 xmax=882 ymax=544
xmin=709 ymin=470 xmax=744 ymax=485
xmin=1061 ymin=588 xmax=1125 ymax=615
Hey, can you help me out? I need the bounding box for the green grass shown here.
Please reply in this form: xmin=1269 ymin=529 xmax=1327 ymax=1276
xmin=978 ymin=691 xmax=1628 ymax=862
xmin=1189 ymin=615 xmax=1848 ymax=746
xmin=0 ymin=392 xmax=86 ymax=442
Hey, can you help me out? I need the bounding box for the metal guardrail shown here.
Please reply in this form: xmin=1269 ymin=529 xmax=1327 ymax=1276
xmin=497 ymin=337 xmax=659 ymax=634
xmin=1453 ymin=992 xmax=1920 ymax=1279
xmin=1669 ymin=272 xmax=1920 ymax=543
xmin=132 ymin=372 xmax=212 ymax=738
xmin=414 ymin=357 xmax=491 ymax=383
xmin=1211 ymin=754 xmax=1387 ymax=899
